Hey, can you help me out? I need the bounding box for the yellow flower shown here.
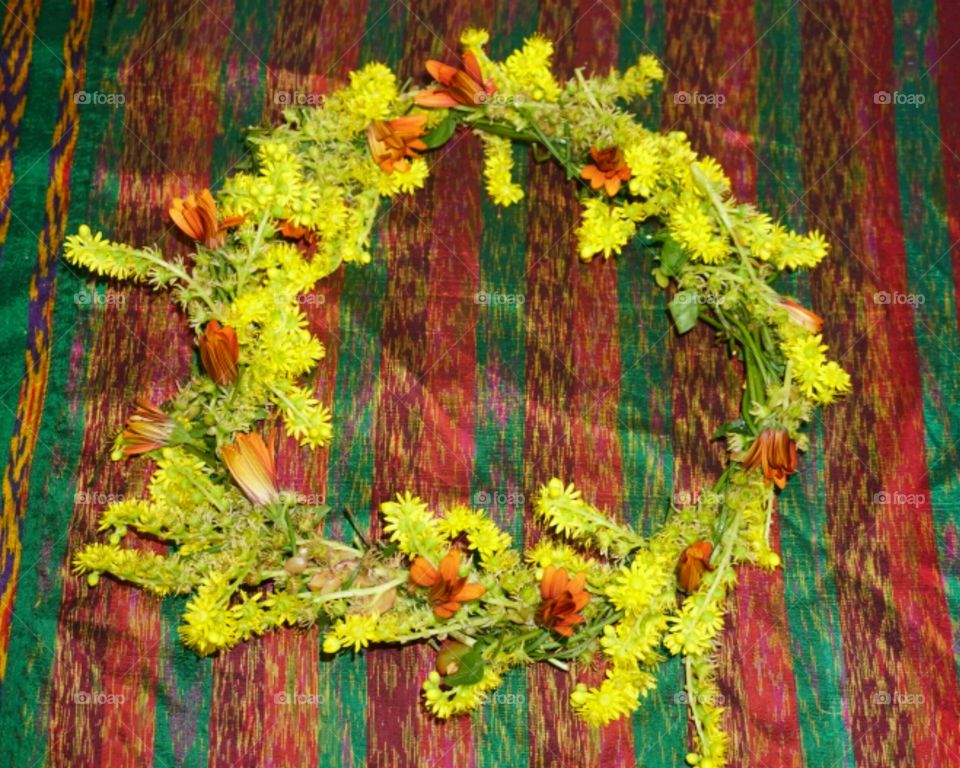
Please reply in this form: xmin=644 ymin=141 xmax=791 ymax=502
xmin=380 ymin=491 xmax=444 ymax=559
xmin=330 ymin=613 xmax=380 ymax=652
xmin=575 ymin=198 xmax=637 ymax=261
xmin=376 ymin=157 xmax=430 ymax=196
xmin=342 ymin=63 xmax=400 ymax=123
xmin=667 ymin=198 xmax=729 ymax=264
xmin=481 ymin=135 xmax=524 ymax=206
xmin=501 ymin=34 xmax=561 ymax=101
xmin=781 ymin=333 xmax=852 ymax=404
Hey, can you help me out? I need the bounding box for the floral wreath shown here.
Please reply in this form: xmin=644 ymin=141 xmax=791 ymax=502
xmin=65 ymin=29 xmax=850 ymax=768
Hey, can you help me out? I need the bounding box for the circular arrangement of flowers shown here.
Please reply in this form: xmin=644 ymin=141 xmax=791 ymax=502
xmin=65 ymin=29 xmax=850 ymax=767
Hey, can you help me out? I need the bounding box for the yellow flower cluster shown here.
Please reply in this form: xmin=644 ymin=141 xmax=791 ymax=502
xmin=782 ymin=333 xmax=852 ymax=404
xmin=481 ymin=134 xmax=524 ymax=206
xmin=574 ymin=199 xmax=637 ymax=261
xmin=380 ymin=491 xmax=445 ymax=560
xmin=500 ymin=34 xmax=562 ymax=102
xmin=436 ymin=505 xmax=517 ymax=571
xmin=534 ymin=478 xmax=644 ymax=556
xmin=422 ymin=667 xmax=504 ymax=718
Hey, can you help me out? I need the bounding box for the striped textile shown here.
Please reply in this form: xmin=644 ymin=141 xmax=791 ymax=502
xmin=1 ymin=1 xmax=959 ymax=765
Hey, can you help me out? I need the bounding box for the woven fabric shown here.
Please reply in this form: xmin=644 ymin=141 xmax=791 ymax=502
xmin=1 ymin=1 xmax=959 ymax=765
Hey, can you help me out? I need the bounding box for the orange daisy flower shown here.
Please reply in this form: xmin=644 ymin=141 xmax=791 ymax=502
xmin=413 ymin=52 xmax=496 ymax=108
xmin=741 ymin=428 xmax=798 ymax=489
xmin=119 ymin=400 xmax=174 ymax=456
xmin=169 ymin=189 xmax=243 ymax=249
xmin=409 ymin=549 xmax=485 ymax=619
xmin=367 ymin=115 xmax=429 ymax=174
xmin=221 ymin=432 xmax=280 ymax=506
xmin=676 ymin=540 xmax=714 ymax=593
xmin=198 ymin=320 xmax=239 ymax=387
xmin=580 ymin=146 xmax=632 ymax=196
xmin=535 ymin=565 xmax=589 ymax=637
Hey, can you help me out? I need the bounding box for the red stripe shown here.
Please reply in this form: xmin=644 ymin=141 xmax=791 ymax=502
xmin=411 ymin=119 xmax=483 ymax=768
xmin=206 ymin=1 xmax=368 ymax=764
xmin=49 ymin=3 xmax=233 ymax=765
xmin=936 ymin=0 xmax=960 ymax=334
xmin=521 ymin=3 xmax=591 ymax=765
xmin=568 ymin=1 xmax=638 ymax=763
xmin=851 ymin=0 xmax=960 ymax=761
xmin=798 ymin=1 xmax=919 ymax=763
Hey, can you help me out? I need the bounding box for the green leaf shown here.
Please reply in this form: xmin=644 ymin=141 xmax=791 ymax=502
xmin=668 ymin=291 xmax=700 ymax=334
xmin=422 ymin=115 xmax=457 ymax=149
xmin=443 ymin=643 xmax=486 ymax=687
xmin=658 ymin=235 xmax=689 ymax=276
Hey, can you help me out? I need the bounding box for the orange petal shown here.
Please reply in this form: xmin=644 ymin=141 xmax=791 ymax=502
xmin=438 ymin=549 xmax=461 ymax=582
xmin=454 ymin=582 xmax=485 ymax=602
xmin=568 ymin=571 xmax=586 ymax=595
xmin=434 ymin=602 xmax=460 ymax=619
xmin=553 ymin=624 xmax=573 ymax=637
xmin=425 ymin=59 xmax=461 ymax=85
xmin=413 ymin=90 xmax=460 ymax=108
xmin=462 ymin=51 xmax=483 ymax=84
xmin=410 ymin=556 xmax=438 ymax=587
xmin=541 ymin=565 xmax=558 ymax=599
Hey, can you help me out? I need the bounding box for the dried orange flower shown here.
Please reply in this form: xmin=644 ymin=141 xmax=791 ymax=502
xmin=169 ymin=189 xmax=242 ymax=249
xmin=221 ymin=432 xmax=279 ymax=506
xmin=580 ymin=146 xmax=632 ymax=196
xmin=676 ymin=540 xmax=714 ymax=593
xmin=414 ymin=52 xmax=496 ymax=108
xmin=198 ymin=320 xmax=239 ymax=386
xmin=367 ymin=115 xmax=429 ymax=174
xmin=741 ymin=428 xmax=798 ymax=489
xmin=535 ymin=565 xmax=589 ymax=637
xmin=118 ymin=400 xmax=174 ymax=456
xmin=409 ymin=549 xmax=485 ymax=619
xmin=779 ymin=299 xmax=824 ymax=334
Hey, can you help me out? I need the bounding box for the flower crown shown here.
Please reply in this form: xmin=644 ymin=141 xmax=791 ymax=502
xmin=65 ymin=28 xmax=850 ymax=767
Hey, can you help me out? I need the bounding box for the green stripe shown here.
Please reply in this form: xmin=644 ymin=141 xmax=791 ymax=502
xmin=0 ymin=0 xmax=116 ymax=764
xmin=891 ymin=0 xmax=960 ymax=678
xmin=614 ymin=4 xmax=687 ymax=766
xmin=152 ymin=2 xmax=277 ymax=765
xmin=471 ymin=8 xmax=538 ymax=764
xmin=0 ymin=4 xmax=81 ymax=449
xmin=756 ymin=2 xmax=853 ymax=764
xmin=315 ymin=5 xmax=405 ymax=765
